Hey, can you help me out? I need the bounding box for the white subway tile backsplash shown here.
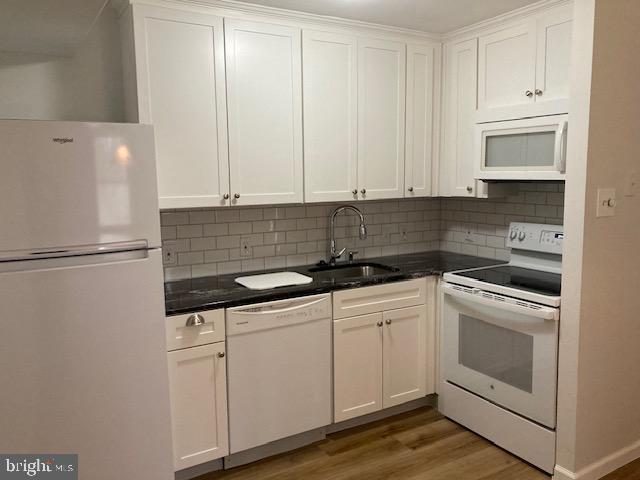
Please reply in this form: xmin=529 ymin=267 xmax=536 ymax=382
xmin=160 ymin=185 xmax=564 ymax=280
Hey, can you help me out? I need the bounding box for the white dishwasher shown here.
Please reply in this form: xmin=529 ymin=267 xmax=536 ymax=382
xmin=226 ymin=293 xmax=332 ymax=454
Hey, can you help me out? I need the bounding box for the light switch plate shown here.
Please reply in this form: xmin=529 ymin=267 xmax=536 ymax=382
xmin=596 ymin=188 xmax=616 ymax=217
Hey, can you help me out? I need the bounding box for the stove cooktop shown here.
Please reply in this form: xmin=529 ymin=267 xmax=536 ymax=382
xmin=453 ymin=265 xmax=561 ymax=298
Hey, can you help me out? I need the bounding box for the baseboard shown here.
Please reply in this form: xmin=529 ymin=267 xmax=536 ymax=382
xmin=327 ymin=395 xmax=436 ymax=434
xmin=554 ymin=438 xmax=640 ymax=480
xmin=175 ymin=459 xmax=223 ymax=480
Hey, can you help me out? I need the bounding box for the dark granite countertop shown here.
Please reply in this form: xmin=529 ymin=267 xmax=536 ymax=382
xmin=164 ymin=251 xmax=503 ymax=316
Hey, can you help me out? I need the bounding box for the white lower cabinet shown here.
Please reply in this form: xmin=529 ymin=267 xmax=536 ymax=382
xmin=166 ymin=320 xmax=228 ymax=471
xmin=382 ymin=306 xmax=427 ymax=408
xmin=333 ymin=280 xmax=430 ymax=422
xmin=333 ymin=313 xmax=384 ymax=422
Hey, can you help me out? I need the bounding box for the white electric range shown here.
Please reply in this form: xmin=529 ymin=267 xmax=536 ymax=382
xmin=439 ymin=222 xmax=563 ymax=474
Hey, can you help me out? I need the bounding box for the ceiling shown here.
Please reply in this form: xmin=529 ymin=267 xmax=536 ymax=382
xmin=0 ymin=0 xmax=108 ymax=56
xmin=230 ymin=0 xmax=540 ymax=33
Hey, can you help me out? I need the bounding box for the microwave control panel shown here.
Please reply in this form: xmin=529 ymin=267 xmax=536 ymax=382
xmin=507 ymin=222 xmax=563 ymax=255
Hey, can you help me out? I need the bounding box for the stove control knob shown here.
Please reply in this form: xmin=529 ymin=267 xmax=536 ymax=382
xmin=509 ymin=230 xmax=517 ymax=240
xmin=518 ymin=231 xmax=526 ymax=241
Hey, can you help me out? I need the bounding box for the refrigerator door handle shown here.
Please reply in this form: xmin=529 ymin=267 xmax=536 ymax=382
xmin=0 ymin=240 xmax=149 ymax=262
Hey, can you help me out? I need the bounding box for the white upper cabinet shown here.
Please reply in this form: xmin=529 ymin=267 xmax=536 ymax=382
xmin=477 ymin=4 xmax=572 ymax=122
xmin=225 ymin=19 xmax=304 ymax=206
xmin=405 ymin=42 xmax=441 ymax=198
xmin=357 ymin=38 xmax=406 ymax=200
xmin=477 ymin=23 xmax=537 ymax=122
xmin=128 ymin=5 xmax=229 ymax=209
xmin=535 ymin=5 xmax=573 ymax=113
xmin=303 ymin=30 xmax=358 ymax=203
xmin=439 ymin=38 xmax=480 ymax=197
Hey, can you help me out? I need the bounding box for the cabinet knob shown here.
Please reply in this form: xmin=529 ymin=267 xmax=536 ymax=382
xmin=408 ymin=187 xmax=414 ymax=192
xmin=360 ymin=189 xmax=366 ymax=195
xmin=385 ymin=319 xmax=392 ymax=325
xmin=376 ymin=321 xmax=383 ymax=327
xmin=217 ymin=352 xmax=225 ymax=358
xmin=352 ymin=189 xmax=358 ymax=195
xmin=223 ymin=193 xmax=230 ymax=200
xmin=525 ymin=90 xmax=534 ymax=97
xmin=535 ymin=89 xmax=543 ymax=96
xmin=185 ymin=314 xmax=205 ymax=327
xmin=466 ymin=186 xmax=473 ymax=193
xmin=234 ymin=193 xmax=240 ymax=199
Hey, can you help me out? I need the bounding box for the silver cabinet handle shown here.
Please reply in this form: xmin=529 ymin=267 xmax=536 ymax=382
xmin=360 ymin=189 xmax=366 ymax=195
xmin=376 ymin=321 xmax=383 ymax=327
xmin=352 ymin=189 xmax=358 ymax=195
xmin=466 ymin=186 xmax=473 ymax=193
xmin=234 ymin=193 xmax=240 ymax=199
xmin=185 ymin=314 xmax=205 ymax=327
xmin=223 ymin=193 xmax=230 ymax=200
xmin=385 ymin=319 xmax=392 ymax=325
xmin=408 ymin=187 xmax=414 ymax=192
xmin=217 ymin=352 xmax=225 ymax=358
xmin=535 ymin=89 xmax=543 ymax=96
xmin=525 ymin=90 xmax=533 ymax=97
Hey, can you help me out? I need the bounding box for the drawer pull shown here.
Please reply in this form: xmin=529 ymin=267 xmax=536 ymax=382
xmin=185 ymin=314 xmax=205 ymax=327
xmin=217 ymin=352 xmax=225 ymax=358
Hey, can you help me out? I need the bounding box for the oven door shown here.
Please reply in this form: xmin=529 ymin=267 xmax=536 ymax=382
xmin=475 ymin=114 xmax=568 ymax=181
xmin=441 ymin=283 xmax=559 ymax=428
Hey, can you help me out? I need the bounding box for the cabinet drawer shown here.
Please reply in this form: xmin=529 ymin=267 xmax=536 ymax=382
xmin=166 ymin=309 xmax=225 ymax=351
xmin=332 ymin=279 xmax=427 ymax=319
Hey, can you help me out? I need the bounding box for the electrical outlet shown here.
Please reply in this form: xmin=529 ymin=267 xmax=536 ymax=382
xmin=240 ymin=237 xmax=252 ymax=257
xmin=162 ymin=241 xmax=178 ymax=266
xmin=464 ymin=229 xmax=474 ymax=243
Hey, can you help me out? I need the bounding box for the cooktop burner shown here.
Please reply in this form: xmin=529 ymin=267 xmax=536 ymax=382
xmin=455 ymin=265 xmax=561 ymax=297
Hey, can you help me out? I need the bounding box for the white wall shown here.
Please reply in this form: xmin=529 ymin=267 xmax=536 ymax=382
xmin=556 ymin=0 xmax=640 ymax=478
xmin=0 ymin=7 xmax=124 ymax=122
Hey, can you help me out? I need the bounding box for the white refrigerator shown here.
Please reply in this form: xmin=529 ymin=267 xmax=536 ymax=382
xmin=0 ymin=120 xmax=174 ymax=480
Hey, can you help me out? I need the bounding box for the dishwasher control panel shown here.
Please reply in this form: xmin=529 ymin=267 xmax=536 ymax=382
xmin=225 ymin=293 xmax=332 ymax=336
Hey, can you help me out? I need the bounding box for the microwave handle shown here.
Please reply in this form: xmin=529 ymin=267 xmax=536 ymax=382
xmin=554 ymin=120 xmax=568 ymax=173
xmin=442 ymin=283 xmax=559 ymax=321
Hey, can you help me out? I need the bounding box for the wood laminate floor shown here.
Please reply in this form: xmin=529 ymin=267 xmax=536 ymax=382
xmin=199 ymin=406 xmax=549 ymax=480
xmin=197 ymin=407 xmax=640 ymax=479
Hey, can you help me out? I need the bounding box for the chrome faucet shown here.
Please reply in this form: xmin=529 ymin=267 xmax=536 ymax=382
xmin=328 ymin=205 xmax=368 ymax=265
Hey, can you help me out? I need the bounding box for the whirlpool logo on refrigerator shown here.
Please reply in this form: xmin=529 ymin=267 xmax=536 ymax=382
xmin=0 ymin=455 xmax=77 ymax=479
xmin=51 ymin=138 xmax=74 ymax=144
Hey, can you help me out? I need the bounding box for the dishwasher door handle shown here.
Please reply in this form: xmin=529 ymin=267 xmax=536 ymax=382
xmin=227 ymin=296 xmax=327 ymax=316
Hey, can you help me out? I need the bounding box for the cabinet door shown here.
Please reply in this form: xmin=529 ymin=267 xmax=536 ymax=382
xmin=477 ymin=23 xmax=537 ymax=122
xmin=333 ymin=313 xmax=383 ymax=422
xmin=439 ymin=39 xmax=480 ymax=197
xmin=405 ymin=42 xmax=440 ymax=198
xmin=167 ymin=343 xmax=228 ymax=471
xmin=225 ymin=19 xmax=303 ymax=205
xmin=131 ymin=5 xmax=229 ymax=209
xmin=535 ymin=5 xmax=572 ymax=114
xmin=382 ymin=305 xmax=427 ymax=409
xmin=357 ymin=38 xmax=406 ymax=200
xmin=303 ymin=30 xmax=358 ymax=203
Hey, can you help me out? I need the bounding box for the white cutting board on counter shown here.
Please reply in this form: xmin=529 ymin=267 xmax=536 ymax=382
xmin=234 ymin=271 xmax=313 ymax=290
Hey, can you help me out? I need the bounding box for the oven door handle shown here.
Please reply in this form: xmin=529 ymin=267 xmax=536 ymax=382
xmin=442 ymin=283 xmax=559 ymax=321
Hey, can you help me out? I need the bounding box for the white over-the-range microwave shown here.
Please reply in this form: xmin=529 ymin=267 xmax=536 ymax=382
xmin=475 ymin=114 xmax=568 ymax=181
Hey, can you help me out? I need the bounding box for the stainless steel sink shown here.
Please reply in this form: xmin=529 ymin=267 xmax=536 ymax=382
xmin=308 ymin=262 xmax=398 ymax=280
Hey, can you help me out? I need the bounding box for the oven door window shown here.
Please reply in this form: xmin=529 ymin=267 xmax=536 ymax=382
xmin=458 ymin=314 xmax=534 ymax=393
